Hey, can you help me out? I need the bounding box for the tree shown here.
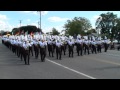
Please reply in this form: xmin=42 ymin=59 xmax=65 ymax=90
xmin=20 ymin=25 xmax=38 ymax=34
xmin=11 ymin=25 xmax=43 ymax=35
xmin=12 ymin=28 xmax=19 ymax=35
xmin=51 ymin=28 xmax=60 ymax=35
xmin=86 ymin=29 xmax=97 ymax=35
xmin=95 ymin=12 xmax=118 ymax=41
xmin=46 ymin=32 xmax=49 ymax=34
xmin=2 ymin=31 xmax=9 ymax=35
xmin=0 ymin=30 xmax=5 ymax=35
xmin=63 ymin=17 xmax=92 ymax=36
xmin=115 ymin=18 xmax=120 ymax=43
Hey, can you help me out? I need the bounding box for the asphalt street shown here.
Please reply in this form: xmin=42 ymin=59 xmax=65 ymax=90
xmin=0 ymin=38 xmax=120 ymax=79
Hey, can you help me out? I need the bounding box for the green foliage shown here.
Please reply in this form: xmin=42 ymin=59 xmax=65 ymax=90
xmin=95 ymin=12 xmax=119 ymax=41
xmin=51 ymin=28 xmax=60 ymax=35
xmin=19 ymin=25 xmax=38 ymax=34
xmin=12 ymin=28 xmax=19 ymax=35
xmin=46 ymin=32 xmax=50 ymax=35
xmin=11 ymin=25 xmax=43 ymax=35
xmin=86 ymin=29 xmax=97 ymax=35
xmin=64 ymin=17 xmax=92 ymax=36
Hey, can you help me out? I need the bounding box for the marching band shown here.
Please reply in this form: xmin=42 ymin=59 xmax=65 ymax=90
xmin=1 ymin=34 xmax=110 ymax=65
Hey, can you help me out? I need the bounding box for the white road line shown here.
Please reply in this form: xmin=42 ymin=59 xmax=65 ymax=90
xmin=85 ymin=56 xmax=120 ymax=66
xmin=102 ymin=53 xmax=120 ymax=57
xmin=46 ymin=58 xmax=96 ymax=79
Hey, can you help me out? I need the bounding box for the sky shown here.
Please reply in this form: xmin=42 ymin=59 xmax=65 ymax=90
xmin=0 ymin=11 xmax=120 ymax=33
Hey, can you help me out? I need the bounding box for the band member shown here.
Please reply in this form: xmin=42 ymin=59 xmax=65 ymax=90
xmin=39 ymin=40 xmax=47 ymax=62
xmin=61 ymin=40 xmax=66 ymax=55
xmin=52 ymin=39 xmax=56 ymax=53
xmin=29 ymin=40 xmax=34 ymax=56
xmin=76 ymin=38 xmax=83 ymax=56
xmin=19 ymin=40 xmax=24 ymax=61
xmin=11 ymin=39 xmax=16 ymax=54
xmin=34 ymin=40 xmax=39 ymax=59
xmin=91 ymin=40 xmax=97 ymax=54
xmin=64 ymin=39 xmax=68 ymax=52
xmin=84 ymin=39 xmax=89 ymax=55
xmin=56 ymin=40 xmax=62 ymax=60
xmin=68 ymin=39 xmax=74 ymax=57
xmin=48 ymin=39 xmax=54 ymax=57
xmin=104 ymin=36 xmax=108 ymax=52
xmin=16 ymin=39 xmax=19 ymax=57
xmin=118 ymin=45 xmax=120 ymax=51
xmin=97 ymin=38 xmax=102 ymax=53
xmin=23 ymin=41 xmax=30 ymax=65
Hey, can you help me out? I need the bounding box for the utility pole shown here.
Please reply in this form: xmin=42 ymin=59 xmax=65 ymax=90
xmin=37 ymin=11 xmax=41 ymax=30
xmin=40 ymin=11 xmax=41 ymax=30
xmin=38 ymin=21 xmax=39 ymax=28
xmin=19 ymin=20 xmax=22 ymax=27
xmin=19 ymin=20 xmax=22 ymax=35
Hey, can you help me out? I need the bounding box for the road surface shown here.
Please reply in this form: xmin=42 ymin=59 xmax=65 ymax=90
xmin=0 ymin=38 xmax=120 ymax=79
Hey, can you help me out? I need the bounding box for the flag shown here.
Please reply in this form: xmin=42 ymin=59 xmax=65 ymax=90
xmin=30 ymin=32 xmax=33 ymax=36
xmin=15 ymin=31 xmax=20 ymax=35
xmin=34 ymin=32 xmax=36 ymax=35
xmin=21 ymin=30 xmax=24 ymax=35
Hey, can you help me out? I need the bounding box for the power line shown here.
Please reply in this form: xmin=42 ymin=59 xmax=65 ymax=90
xmin=19 ymin=20 xmax=22 ymax=34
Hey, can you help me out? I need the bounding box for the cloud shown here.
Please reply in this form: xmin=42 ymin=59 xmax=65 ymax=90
xmin=0 ymin=21 xmax=14 ymax=31
xmin=27 ymin=19 xmax=31 ymax=22
xmin=41 ymin=11 xmax=48 ymax=15
xmin=0 ymin=14 xmax=13 ymax=31
xmin=29 ymin=22 xmax=38 ymax=27
xmin=90 ymin=15 xmax=101 ymax=29
xmin=20 ymin=11 xmax=37 ymax=15
xmin=20 ymin=11 xmax=48 ymax=16
xmin=48 ymin=16 xmax=69 ymax=22
xmin=91 ymin=15 xmax=101 ymax=22
xmin=0 ymin=14 xmax=8 ymax=21
xmin=42 ymin=24 xmax=64 ymax=33
xmin=22 ymin=11 xmax=31 ymax=13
